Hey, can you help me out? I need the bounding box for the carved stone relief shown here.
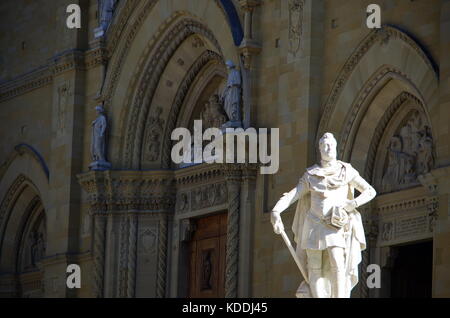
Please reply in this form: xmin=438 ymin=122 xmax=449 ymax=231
xmin=139 ymin=228 xmax=157 ymax=266
xmin=201 ymin=94 xmax=227 ymax=130
xmin=381 ymin=110 xmax=434 ymax=193
xmin=82 ymin=213 xmax=91 ymax=237
xmin=144 ymin=107 xmax=165 ymax=163
xmin=288 ymin=0 xmax=304 ymax=56
xmin=21 ymin=216 xmax=46 ymax=271
xmin=427 ymin=197 xmax=438 ymax=232
xmin=56 ymin=82 xmax=71 ymax=136
xmin=191 ymin=35 xmax=205 ymax=48
xmin=377 ymin=196 xmax=433 ymax=246
xmin=381 ymin=222 xmax=393 ymax=242
xmin=176 ymin=182 xmax=227 ymax=214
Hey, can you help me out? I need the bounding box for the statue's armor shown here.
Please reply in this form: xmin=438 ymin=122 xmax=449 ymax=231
xmin=301 ymin=172 xmax=352 ymax=250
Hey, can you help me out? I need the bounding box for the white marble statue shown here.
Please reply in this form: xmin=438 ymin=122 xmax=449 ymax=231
xmin=222 ymin=60 xmax=242 ymax=127
xmin=90 ymin=105 xmax=111 ymax=170
xmin=271 ymin=133 xmax=376 ymax=298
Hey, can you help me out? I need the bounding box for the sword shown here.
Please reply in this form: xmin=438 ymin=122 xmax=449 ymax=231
xmin=280 ymin=229 xmax=309 ymax=284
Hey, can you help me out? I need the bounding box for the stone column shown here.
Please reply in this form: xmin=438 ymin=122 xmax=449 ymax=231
xmin=358 ymin=203 xmax=378 ymax=298
xmin=238 ymin=0 xmax=261 ymax=129
xmin=423 ymin=167 xmax=450 ymax=297
xmin=93 ymin=213 xmax=107 ymax=297
xmin=224 ymin=165 xmax=242 ymax=298
xmin=127 ymin=214 xmax=138 ymax=298
xmin=156 ymin=213 xmax=169 ymax=298
xmin=238 ymin=164 xmax=258 ymax=297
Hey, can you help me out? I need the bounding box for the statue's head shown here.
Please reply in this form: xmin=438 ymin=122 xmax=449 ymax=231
xmin=95 ymin=105 xmax=105 ymax=114
xmin=319 ymin=132 xmax=337 ymax=162
xmin=225 ymin=60 xmax=235 ymax=69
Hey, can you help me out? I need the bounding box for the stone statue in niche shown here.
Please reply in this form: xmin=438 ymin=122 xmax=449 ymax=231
xmin=95 ymin=0 xmax=118 ymax=38
xmin=271 ymin=133 xmax=376 ymax=298
xmin=90 ymin=105 xmax=112 ymax=171
xmin=201 ymin=94 xmax=227 ymax=129
xmin=146 ymin=107 xmax=164 ymax=162
xmin=381 ymin=110 xmax=434 ymax=193
xmin=221 ymin=60 xmax=242 ymax=128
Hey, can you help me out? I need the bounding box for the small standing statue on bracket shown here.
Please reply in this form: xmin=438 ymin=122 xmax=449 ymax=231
xmin=221 ymin=60 xmax=243 ymax=129
xmin=89 ymin=105 xmax=112 ymax=171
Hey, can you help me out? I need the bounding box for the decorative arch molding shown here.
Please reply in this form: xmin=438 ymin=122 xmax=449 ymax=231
xmin=0 ymin=175 xmax=44 ymax=268
xmin=0 ymin=175 xmax=32 ymax=232
xmin=105 ymin=0 xmax=242 ymax=59
xmin=119 ymin=17 xmax=225 ymax=169
xmin=0 ymin=175 xmax=46 ymax=297
xmin=0 ymin=145 xmax=50 ymax=217
xmin=317 ymin=25 xmax=439 ymax=150
xmin=159 ymin=50 xmax=225 ymax=169
xmin=16 ymin=196 xmax=46 ymax=274
xmin=338 ymin=65 xmax=425 ymax=161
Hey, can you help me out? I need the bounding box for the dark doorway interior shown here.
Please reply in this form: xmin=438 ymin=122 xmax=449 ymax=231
xmin=390 ymin=240 xmax=432 ymax=298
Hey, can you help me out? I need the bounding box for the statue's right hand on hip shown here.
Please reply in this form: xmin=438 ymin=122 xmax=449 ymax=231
xmin=271 ymin=212 xmax=284 ymax=235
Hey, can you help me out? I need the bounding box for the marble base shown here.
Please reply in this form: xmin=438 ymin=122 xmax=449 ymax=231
xmin=89 ymin=160 xmax=112 ymax=171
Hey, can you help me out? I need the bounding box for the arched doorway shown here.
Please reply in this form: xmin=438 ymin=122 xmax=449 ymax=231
xmin=0 ymin=176 xmax=47 ymax=297
xmin=317 ymin=26 xmax=439 ymax=298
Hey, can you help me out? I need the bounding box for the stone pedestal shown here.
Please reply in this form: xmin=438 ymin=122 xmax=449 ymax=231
xmin=89 ymin=160 xmax=112 ymax=171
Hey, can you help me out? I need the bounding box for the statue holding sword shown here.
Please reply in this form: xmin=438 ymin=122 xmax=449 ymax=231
xmin=271 ymin=133 xmax=376 ymax=298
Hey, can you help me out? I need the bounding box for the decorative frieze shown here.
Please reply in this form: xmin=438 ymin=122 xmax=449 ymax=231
xmin=0 ymin=68 xmax=52 ymax=102
xmin=376 ymin=194 xmax=434 ymax=246
xmin=0 ymin=47 xmax=108 ymax=103
xmin=77 ymin=170 xmax=175 ymax=213
xmin=177 ymin=182 xmax=227 ymax=214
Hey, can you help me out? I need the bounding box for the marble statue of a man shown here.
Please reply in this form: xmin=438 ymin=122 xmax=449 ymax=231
xmin=271 ymin=133 xmax=376 ymax=298
xmin=89 ymin=105 xmax=111 ymax=171
xmin=222 ymin=60 xmax=242 ymax=127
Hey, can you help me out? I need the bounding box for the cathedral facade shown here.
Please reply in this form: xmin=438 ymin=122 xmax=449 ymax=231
xmin=0 ymin=0 xmax=449 ymax=298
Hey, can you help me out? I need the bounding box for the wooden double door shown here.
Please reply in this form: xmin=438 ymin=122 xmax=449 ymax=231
xmin=188 ymin=213 xmax=227 ymax=298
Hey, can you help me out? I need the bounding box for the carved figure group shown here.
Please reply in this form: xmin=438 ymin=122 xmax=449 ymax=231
xmin=381 ymin=111 xmax=434 ymax=193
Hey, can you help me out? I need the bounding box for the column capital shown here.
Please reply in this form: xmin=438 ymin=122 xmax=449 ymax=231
xmin=238 ymin=0 xmax=261 ymax=11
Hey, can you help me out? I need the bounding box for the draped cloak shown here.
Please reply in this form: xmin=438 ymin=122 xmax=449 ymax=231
xmin=292 ymin=161 xmax=366 ymax=298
